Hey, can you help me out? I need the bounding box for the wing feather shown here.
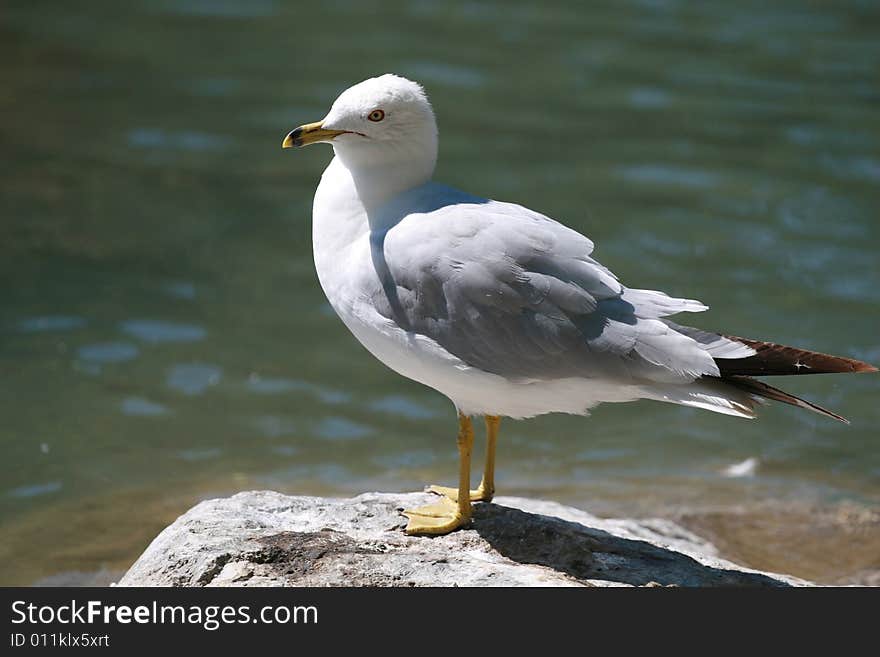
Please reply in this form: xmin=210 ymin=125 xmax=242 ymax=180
xmin=375 ymin=194 xmax=715 ymax=385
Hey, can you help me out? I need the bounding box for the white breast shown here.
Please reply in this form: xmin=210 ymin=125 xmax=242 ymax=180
xmin=311 ymin=157 xmax=645 ymax=419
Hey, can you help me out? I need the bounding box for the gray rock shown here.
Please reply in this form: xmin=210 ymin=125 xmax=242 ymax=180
xmin=118 ymin=491 xmax=810 ymax=587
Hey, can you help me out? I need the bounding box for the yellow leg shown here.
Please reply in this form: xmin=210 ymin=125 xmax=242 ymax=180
xmin=404 ymin=413 xmax=474 ymax=535
xmin=428 ymin=415 xmax=500 ymax=503
xmin=481 ymin=415 xmax=499 ymax=500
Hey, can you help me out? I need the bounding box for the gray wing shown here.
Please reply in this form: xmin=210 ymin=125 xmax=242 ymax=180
xmin=373 ymin=195 xmax=721 ymax=385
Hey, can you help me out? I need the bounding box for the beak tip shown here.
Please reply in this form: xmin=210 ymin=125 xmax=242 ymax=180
xmin=282 ymin=127 xmax=302 ymax=149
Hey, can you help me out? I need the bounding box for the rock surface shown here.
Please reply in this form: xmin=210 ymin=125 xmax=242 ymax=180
xmin=118 ymin=491 xmax=810 ymax=587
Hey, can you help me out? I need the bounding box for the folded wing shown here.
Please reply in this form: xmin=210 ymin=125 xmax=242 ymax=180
xmin=377 ymin=198 xmax=719 ymax=386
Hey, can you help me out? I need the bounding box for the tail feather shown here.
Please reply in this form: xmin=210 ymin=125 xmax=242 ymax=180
xmin=677 ymin=326 xmax=877 ymax=423
xmin=645 ymin=379 xmax=758 ymax=419
xmin=720 ymin=376 xmax=850 ymax=424
xmin=716 ymin=336 xmax=877 ymax=377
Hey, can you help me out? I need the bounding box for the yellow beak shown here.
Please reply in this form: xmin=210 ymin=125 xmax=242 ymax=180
xmin=281 ymin=121 xmax=346 ymax=149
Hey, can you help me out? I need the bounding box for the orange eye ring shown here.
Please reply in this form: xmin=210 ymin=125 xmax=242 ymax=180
xmin=367 ymin=109 xmax=385 ymax=122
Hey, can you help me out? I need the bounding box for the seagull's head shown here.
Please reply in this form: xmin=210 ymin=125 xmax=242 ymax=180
xmin=282 ymin=74 xmax=438 ymax=175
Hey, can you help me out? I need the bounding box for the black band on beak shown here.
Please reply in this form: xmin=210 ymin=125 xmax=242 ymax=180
xmin=282 ymin=127 xmax=302 ymax=149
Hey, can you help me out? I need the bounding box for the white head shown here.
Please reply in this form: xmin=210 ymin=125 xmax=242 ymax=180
xmin=283 ymin=75 xmax=439 ymax=206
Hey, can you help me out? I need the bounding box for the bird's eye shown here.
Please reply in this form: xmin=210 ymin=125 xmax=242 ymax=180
xmin=367 ymin=109 xmax=385 ymax=122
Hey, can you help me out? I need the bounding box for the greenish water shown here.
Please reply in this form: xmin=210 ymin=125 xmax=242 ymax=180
xmin=1 ymin=0 xmax=878 ymax=585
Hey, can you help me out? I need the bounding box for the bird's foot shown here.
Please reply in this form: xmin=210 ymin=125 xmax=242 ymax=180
xmin=403 ymin=496 xmax=471 ymax=535
xmin=427 ymin=482 xmax=494 ymax=503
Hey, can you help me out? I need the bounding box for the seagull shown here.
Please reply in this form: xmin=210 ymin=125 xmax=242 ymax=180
xmin=282 ymin=74 xmax=876 ymax=535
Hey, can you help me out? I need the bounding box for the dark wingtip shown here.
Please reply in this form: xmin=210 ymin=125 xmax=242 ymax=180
xmin=721 ymin=376 xmax=851 ymax=424
xmin=718 ymin=336 xmax=879 ymax=377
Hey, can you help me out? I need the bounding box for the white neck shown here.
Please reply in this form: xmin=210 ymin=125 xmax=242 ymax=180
xmin=311 ymin=133 xmax=438 ymax=304
xmin=332 ymin=136 xmax=437 ymax=214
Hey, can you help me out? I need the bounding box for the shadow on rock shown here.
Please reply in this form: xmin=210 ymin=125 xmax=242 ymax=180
xmin=472 ymin=503 xmax=792 ymax=587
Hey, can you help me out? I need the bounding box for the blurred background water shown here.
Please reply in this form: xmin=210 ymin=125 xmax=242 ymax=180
xmin=1 ymin=0 xmax=878 ymax=586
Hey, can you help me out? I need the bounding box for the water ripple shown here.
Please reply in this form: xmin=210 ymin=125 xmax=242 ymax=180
xmin=120 ymin=319 xmax=206 ymax=343
xmin=128 ymin=128 xmax=230 ymax=152
xmin=8 ymin=482 xmax=62 ymax=499
xmin=404 ymin=62 xmax=486 ymax=88
xmin=617 ymin=164 xmax=720 ymax=188
xmin=252 ymin=415 xmax=298 ymax=438
xmin=166 ymin=363 xmax=222 ymax=395
xmin=121 ymin=397 xmax=171 ymax=417
xmin=18 ymin=316 xmax=87 ymax=333
xmin=163 ymin=282 xmax=197 ymax=300
xmin=314 ymin=417 xmax=374 ymax=441
xmin=628 ymin=87 xmax=671 ymax=109
xmin=176 ymin=448 xmax=222 ymax=462
xmin=161 ymin=0 xmax=277 ymax=17
xmin=246 ymin=374 xmax=350 ymax=404
xmin=368 ymin=395 xmax=439 ymax=420
xmin=77 ymin=342 xmax=139 ymax=363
